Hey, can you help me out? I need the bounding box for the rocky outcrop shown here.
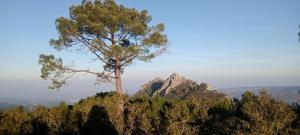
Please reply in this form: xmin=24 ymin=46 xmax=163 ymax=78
xmin=138 ymin=77 xmax=164 ymax=96
xmin=135 ymin=73 xmax=225 ymax=99
xmin=137 ymin=73 xmax=199 ymax=97
xmin=153 ymin=73 xmax=196 ymax=96
xmin=136 ymin=73 xmax=225 ymax=100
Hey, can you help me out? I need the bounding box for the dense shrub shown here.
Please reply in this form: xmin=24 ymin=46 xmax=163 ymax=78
xmin=0 ymin=91 xmax=299 ymax=135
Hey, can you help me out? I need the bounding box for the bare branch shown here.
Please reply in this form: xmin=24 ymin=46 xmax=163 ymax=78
xmin=64 ymin=67 xmax=115 ymax=79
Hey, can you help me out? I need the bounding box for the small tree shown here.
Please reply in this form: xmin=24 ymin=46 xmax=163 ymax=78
xmin=298 ymin=24 xmax=300 ymax=42
xmin=239 ymin=91 xmax=296 ymax=134
xmin=39 ymin=0 xmax=168 ymax=94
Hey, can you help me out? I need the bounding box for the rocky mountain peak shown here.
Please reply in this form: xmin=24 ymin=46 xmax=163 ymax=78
xmin=136 ymin=73 xmax=219 ymax=99
xmin=169 ymin=73 xmax=181 ymax=80
xmin=135 ymin=73 xmax=225 ymax=100
xmin=138 ymin=77 xmax=164 ymax=96
xmin=140 ymin=77 xmax=163 ymax=91
xmin=156 ymin=73 xmax=186 ymax=96
xmin=137 ymin=73 xmax=188 ymax=97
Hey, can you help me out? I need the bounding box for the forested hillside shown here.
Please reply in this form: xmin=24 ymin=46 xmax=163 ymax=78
xmin=0 ymin=90 xmax=299 ymax=135
xmin=221 ymin=86 xmax=300 ymax=103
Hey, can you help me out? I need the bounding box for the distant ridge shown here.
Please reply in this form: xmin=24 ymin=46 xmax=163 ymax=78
xmin=220 ymin=86 xmax=300 ymax=103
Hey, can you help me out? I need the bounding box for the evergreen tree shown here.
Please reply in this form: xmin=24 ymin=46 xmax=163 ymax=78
xmin=239 ymin=91 xmax=296 ymax=134
xmin=0 ymin=107 xmax=33 ymax=135
xmin=38 ymin=0 xmax=168 ymax=94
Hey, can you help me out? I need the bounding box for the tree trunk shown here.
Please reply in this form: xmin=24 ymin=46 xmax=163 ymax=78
xmin=115 ymin=57 xmax=122 ymax=95
xmin=114 ymin=57 xmax=124 ymax=133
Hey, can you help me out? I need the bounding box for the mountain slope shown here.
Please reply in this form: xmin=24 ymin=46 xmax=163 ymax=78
xmin=153 ymin=73 xmax=198 ymax=96
xmin=136 ymin=77 xmax=165 ymax=96
xmin=136 ymin=73 xmax=226 ymax=100
xmin=220 ymin=86 xmax=300 ymax=103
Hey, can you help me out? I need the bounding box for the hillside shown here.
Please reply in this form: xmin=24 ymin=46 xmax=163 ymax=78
xmin=1 ymin=90 xmax=299 ymax=135
xmin=136 ymin=73 xmax=300 ymax=104
xmin=220 ymin=86 xmax=300 ymax=103
xmin=135 ymin=73 xmax=226 ymax=100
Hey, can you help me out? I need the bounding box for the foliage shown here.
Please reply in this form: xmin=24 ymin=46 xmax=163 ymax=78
xmin=164 ymin=81 xmax=226 ymax=100
xmin=0 ymin=91 xmax=299 ymax=135
xmin=291 ymin=103 xmax=300 ymax=134
xmin=71 ymin=91 xmax=127 ymax=134
xmin=164 ymin=100 xmax=196 ymax=134
xmin=124 ymin=95 xmax=169 ymax=134
xmin=0 ymin=107 xmax=33 ymax=135
xmin=239 ymin=91 xmax=296 ymax=134
xmin=39 ymin=0 xmax=168 ymax=91
xmin=30 ymin=102 xmax=69 ymax=135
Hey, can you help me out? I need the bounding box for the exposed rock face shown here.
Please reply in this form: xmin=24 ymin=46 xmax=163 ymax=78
xmin=137 ymin=73 xmax=197 ymax=97
xmin=136 ymin=73 xmax=225 ymax=100
xmin=138 ymin=77 xmax=164 ymax=96
xmin=153 ymin=73 xmax=193 ymax=96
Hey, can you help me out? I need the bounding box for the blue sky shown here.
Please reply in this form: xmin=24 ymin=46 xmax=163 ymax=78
xmin=0 ymin=0 xmax=300 ymax=100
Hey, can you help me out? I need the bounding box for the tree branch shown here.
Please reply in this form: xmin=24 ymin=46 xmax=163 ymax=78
xmin=120 ymin=53 xmax=138 ymax=67
xmin=65 ymin=67 xmax=115 ymax=78
xmin=72 ymin=34 xmax=114 ymax=67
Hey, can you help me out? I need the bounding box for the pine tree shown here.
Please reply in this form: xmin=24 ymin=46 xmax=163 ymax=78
xmin=39 ymin=0 xmax=168 ymax=95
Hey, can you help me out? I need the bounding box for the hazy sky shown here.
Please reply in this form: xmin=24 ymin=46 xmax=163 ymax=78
xmin=0 ymin=0 xmax=300 ymax=100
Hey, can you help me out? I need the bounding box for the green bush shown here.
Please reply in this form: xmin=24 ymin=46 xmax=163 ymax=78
xmin=0 ymin=91 xmax=299 ymax=135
